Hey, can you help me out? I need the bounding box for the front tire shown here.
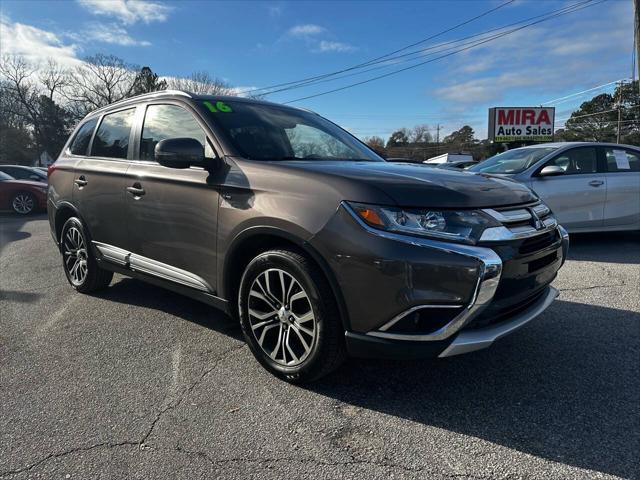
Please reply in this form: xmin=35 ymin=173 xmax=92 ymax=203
xmin=60 ymin=217 xmax=113 ymax=293
xmin=12 ymin=192 xmax=35 ymax=215
xmin=238 ymin=249 xmax=346 ymax=383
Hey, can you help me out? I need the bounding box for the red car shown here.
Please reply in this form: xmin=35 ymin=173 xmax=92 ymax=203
xmin=0 ymin=171 xmax=48 ymax=214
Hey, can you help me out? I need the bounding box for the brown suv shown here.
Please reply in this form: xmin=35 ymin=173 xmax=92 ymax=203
xmin=48 ymin=90 xmax=569 ymax=382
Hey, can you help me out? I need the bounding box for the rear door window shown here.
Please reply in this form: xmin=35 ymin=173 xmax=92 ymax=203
xmin=604 ymin=148 xmax=640 ymax=172
xmin=69 ymin=118 xmax=98 ymax=156
xmin=91 ymin=109 xmax=136 ymax=159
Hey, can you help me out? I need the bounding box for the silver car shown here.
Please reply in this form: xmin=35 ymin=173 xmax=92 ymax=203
xmin=469 ymin=142 xmax=640 ymax=233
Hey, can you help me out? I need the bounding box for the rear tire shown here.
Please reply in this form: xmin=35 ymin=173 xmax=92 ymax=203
xmin=60 ymin=217 xmax=113 ymax=293
xmin=12 ymin=192 xmax=35 ymax=215
xmin=238 ymin=249 xmax=346 ymax=383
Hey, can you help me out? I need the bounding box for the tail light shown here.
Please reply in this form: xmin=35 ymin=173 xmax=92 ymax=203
xmin=47 ymin=163 xmax=57 ymax=177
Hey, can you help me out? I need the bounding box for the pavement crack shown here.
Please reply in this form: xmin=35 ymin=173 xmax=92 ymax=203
xmin=139 ymin=343 xmax=246 ymax=448
xmin=1 ymin=344 xmax=247 ymax=477
xmin=559 ymin=283 xmax=625 ymax=292
xmin=168 ymin=447 xmax=495 ymax=478
xmin=0 ymin=441 xmax=138 ymax=478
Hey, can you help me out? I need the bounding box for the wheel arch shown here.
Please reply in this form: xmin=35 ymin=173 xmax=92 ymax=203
xmin=53 ymin=202 xmax=84 ymax=246
xmin=221 ymin=226 xmax=351 ymax=331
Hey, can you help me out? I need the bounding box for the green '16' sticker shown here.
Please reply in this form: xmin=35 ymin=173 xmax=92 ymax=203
xmin=204 ymin=101 xmax=232 ymax=113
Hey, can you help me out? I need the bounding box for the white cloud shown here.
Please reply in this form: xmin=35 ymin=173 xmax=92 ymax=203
xmin=76 ymin=0 xmax=171 ymax=25
xmin=315 ymin=40 xmax=356 ymax=53
xmin=285 ymin=24 xmax=357 ymax=54
xmin=433 ymin=1 xmax=633 ymax=108
xmin=436 ymin=72 xmax=540 ymax=104
xmin=288 ymin=24 xmax=325 ymax=37
xmin=0 ymin=16 xmax=81 ymax=67
xmin=69 ymin=23 xmax=151 ymax=46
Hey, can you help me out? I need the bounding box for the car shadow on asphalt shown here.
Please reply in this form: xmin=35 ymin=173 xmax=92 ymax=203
xmin=308 ymin=300 xmax=639 ymax=479
xmin=567 ymin=230 xmax=640 ymax=264
xmin=88 ymin=273 xmax=639 ymax=477
xmin=91 ymin=277 xmax=243 ymax=341
xmin=0 ymin=290 xmax=42 ymax=303
xmin=0 ymin=213 xmax=46 ymax=256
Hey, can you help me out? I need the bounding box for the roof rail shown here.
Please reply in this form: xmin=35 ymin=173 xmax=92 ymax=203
xmin=89 ymin=89 xmax=192 ymax=116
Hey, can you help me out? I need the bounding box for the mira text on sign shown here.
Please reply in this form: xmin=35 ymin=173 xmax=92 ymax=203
xmin=488 ymin=107 xmax=555 ymax=142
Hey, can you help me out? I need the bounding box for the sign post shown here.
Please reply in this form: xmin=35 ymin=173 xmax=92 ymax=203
xmin=488 ymin=107 xmax=555 ymax=143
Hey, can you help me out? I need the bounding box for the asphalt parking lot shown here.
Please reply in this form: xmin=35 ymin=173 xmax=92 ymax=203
xmin=1 ymin=213 xmax=638 ymax=479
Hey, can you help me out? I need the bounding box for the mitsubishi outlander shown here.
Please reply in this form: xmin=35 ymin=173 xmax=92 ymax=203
xmin=48 ymin=90 xmax=569 ymax=382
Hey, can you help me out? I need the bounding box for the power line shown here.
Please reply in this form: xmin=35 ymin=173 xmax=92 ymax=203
xmin=542 ymin=79 xmax=628 ymax=105
xmin=555 ymin=103 xmax=640 ymax=123
xmin=234 ymin=0 xmax=517 ymax=96
xmin=555 ymin=119 xmax=638 ymax=130
xmin=247 ymin=0 xmax=596 ymax=97
xmin=282 ymin=0 xmax=607 ymax=104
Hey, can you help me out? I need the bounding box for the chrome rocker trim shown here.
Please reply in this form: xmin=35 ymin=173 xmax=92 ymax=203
xmin=92 ymin=241 xmax=213 ymax=292
xmin=342 ymin=202 xmax=503 ymax=342
xmin=438 ymin=286 xmax=559 ymax=358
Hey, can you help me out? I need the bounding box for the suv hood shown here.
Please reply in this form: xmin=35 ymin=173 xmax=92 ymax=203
xmin=281 ymin=161 xmax=537 ymax=208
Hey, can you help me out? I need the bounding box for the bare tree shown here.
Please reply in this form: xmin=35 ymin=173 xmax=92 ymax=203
xmin=363 ymin=135 xmax=385 ymax=153
xmin=167 ymin=71 xmax=233 ymax=95
xmin=409 ymin=124 xmax=432 ymax=143
xmin=64 ymin=54 xmax=138 ymax=116
xmin=0 ymin=54 xmax=42 ymax=142
xmin=39 ymin=59 xmax=69 ymax=100
xmin=0 ymin=55 xmax=75 ymax=164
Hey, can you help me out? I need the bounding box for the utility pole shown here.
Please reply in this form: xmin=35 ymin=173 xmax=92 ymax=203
xmin=616 ymin=80 xmax=624 ymax=144
xmin=435 ymin=124 xmax=441 ymax=154
xmin=635 ymin=0 xmax=640 ymax=80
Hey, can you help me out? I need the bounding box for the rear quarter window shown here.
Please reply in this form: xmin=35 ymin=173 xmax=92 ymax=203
xmin=69 ymin=118 xmax=98 ymax=156
xmin=605 ymin=148 xmax=640 ymax=172
xmin=91 ymin=108 xmax=136 ymax=159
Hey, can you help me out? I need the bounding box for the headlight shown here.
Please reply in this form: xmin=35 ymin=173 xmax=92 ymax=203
xmin=346 ymin=202 xmax=499 ymax=244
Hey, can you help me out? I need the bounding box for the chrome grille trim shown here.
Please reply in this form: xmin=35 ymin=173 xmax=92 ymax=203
xmin=532 ymin=204 xmax=550 ymax=217
xmin=480 ymin=202 xmax=557 ymax=242
xmin=483 ymin=208 xmax=532 ymax=223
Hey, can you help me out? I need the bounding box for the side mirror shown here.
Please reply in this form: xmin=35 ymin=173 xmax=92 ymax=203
xmin=539 ymin=165 xmax=565 ymax=177
xmin=155 ymin=138 xmax=205 ymax=169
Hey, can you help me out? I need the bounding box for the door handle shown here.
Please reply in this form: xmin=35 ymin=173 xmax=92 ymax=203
xmin=74 ymin=176 xmax=87 ymax=187
xmin=588 ymin=180 xmax=604 ymax=187
xmin=126 ymin=183 xmax=145 ymax=196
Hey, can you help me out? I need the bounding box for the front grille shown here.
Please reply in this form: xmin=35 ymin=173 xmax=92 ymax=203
xmin=528 ymin=251 xmax=557 ymax=273
xmin=520 ymin=229 xmax=559 ymax=255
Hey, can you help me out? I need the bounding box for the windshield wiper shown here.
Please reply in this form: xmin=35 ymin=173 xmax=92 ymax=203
xmin=270 ymin=156 xmax=375 ymax=161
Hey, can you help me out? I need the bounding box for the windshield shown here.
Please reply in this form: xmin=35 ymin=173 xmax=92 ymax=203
xmin=469 ymin=147 xmax=558 ymax=174
xmin=203 ymin=100 xmax=383 ymax=162
xmin=0 ymin=171 xmax=13 ymax=181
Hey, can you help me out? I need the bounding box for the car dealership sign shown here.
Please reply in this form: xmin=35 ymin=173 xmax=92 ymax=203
xmin=488 ymin=107 xmax=555 ymax=142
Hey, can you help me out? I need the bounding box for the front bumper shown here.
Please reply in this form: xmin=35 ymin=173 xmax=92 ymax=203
xmin=311 ymin=204 xmax=569 ymax=359
xmin=345 ymin=286 xmax=558 ymax=359
xmin=438 ymin=285 xmax=558 ymax=357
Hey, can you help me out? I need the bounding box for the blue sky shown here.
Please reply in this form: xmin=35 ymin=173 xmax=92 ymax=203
xmin=0 ymin=0 xmax=634 ymax=139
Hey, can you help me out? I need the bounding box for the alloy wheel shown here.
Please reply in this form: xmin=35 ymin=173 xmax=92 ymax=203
xmin=63 ymin=226 xmax=89 ymax=285
xmin=248 ymin=268 xmax=318 ymax=366
xmin=12 ymin=194 xmax=34 ymax=214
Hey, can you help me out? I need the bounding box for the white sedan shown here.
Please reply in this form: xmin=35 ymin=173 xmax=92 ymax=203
xmin=469 ymin=142 xmax=640 ymax=233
